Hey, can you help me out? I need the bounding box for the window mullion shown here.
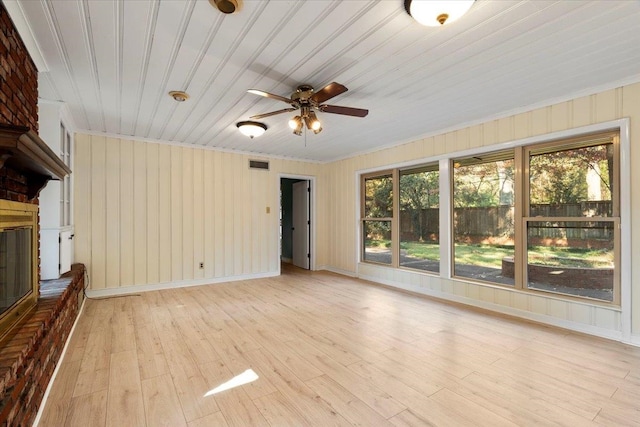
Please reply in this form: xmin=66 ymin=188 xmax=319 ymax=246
xmin=392 ymin=168 xmax=400 ymax=268
xmin=440 ymin=158 xmax=452 ymax=279
xmin=514 ymin=147 xmax=524 ymax=290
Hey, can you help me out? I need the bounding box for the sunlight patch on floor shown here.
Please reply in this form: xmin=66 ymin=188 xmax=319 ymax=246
xmin=204 ymin=369 xmax=259 ymax=397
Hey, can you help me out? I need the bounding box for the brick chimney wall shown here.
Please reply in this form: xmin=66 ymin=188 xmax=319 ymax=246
xmin=0 ymin=4 xmax=83 ymax=427
xmin=0 ymin=3 xmax=38 ymax=132
xmin=0 ymin=2 xmax=39 ymax=205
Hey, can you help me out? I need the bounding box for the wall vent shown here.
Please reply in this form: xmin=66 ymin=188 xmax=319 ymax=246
xmin=249 ymin=160 xmax=269 ymax=170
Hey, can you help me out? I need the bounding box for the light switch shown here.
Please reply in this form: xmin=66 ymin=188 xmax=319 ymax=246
xmin=266 ymin=206 xmax=270 ymax=214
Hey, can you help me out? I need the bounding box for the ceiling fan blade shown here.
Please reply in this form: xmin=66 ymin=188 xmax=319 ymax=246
xmin=311 ymin=82 xmax=348 ymax=104
xmin=250 ymin=108 xmax=296 ymax=119
xmin=320 ymin=104 xmax=369 ymax=117
xmin=247 ymin=89 xmax=293 ymax=104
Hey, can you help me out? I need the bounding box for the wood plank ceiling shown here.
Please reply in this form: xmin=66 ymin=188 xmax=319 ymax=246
xmin=10 ymin=0 xmax=640 ymax=162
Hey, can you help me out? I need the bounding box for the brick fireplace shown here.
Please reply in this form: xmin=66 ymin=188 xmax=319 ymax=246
xmin=0 ymin=4 xmax=84 ymax=426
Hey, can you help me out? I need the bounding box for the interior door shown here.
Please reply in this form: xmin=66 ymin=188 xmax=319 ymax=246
xmin=292 ymin=181 xmax=310 ymax=269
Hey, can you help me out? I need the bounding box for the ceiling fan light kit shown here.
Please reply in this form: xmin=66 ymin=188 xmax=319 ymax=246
xmin=247 ymin=82 xmax=368 ymax=136
xmin=289 ymin=116 xmax=303 ymax=135
xmin=236 ymin=121 xmax=267 ymax=138
xmin=404 ymin=0 xmax=475 ymax=26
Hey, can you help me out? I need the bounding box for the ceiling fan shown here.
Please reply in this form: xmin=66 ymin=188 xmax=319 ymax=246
xmin=247 ymin=82 xmax=368 ymax=135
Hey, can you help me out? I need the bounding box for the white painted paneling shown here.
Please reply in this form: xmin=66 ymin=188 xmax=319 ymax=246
xmin=213 ymin=151 xmax=225 ymax=277
xmin=146 ymin=143 xmax=160 ymax=285
xmin=119 ymin=139 xmax=134 ymax=287
xmin=73 ymin=134 xmax=91 ymax=273
xmin=74 ymin=135 xmax=321 ymax=291
xmin=622 ymin=83 xmax=640 ymax=336
xmin=192 ymin=148 xmax=204 ymax=279
xmin=181 ymin=148 xmax=194 ymax=281
xmin=158 ymin=144 xmax=172 ymax=283
xmin=105 ymin=137 xmax=121 ymax=287
xmin=133 ymin=141 xmax=147 ymax=286
xmin=203 ymin=150 xmax=215 ymax=278
xmin=170 ymin=145 xmax=183 ymax=281
xmin=89 ymin=135 xmax=106 ymax=288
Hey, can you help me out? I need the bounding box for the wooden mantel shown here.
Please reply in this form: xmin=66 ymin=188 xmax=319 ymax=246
xmin=0 ymin=124 xmax=71 ymax=200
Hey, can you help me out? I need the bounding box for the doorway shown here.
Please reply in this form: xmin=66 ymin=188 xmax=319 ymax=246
xmin=280 ymin=177 xmax=311 ymax=270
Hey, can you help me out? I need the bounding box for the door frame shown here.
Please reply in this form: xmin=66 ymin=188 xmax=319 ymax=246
xmin=278 ymin=173 xmax=316 ymax=274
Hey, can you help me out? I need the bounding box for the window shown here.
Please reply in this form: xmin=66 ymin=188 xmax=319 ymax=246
xmin=361 ymin=172 xmax=393 ymax=265
xmin=360 ymin=130 xmax=620 ymax=305
xmin=361 ymin=163 xmax=440 ymax=272
xmin=452 ymin=152 xmax=515 ymax=285
xmin=524 ymin=133 xmax=618 ymax=302
xmin=399 ymin=165 xmax=439 ymax=272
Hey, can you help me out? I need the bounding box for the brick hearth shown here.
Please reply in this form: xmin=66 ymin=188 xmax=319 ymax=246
xmin=0 ymin=265 xmax=84 ymax=426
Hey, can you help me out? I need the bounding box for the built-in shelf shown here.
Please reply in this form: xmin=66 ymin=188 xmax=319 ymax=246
xmin=0 ymin=124 xmax=71 ymax=199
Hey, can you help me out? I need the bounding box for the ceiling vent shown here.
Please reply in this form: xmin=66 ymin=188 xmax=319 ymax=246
xmin=249 ymin=160 xmax=269 ymax=170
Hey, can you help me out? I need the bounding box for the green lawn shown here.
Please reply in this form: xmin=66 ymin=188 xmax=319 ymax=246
xmin=366 ymin=239 xmax=613 ymax=269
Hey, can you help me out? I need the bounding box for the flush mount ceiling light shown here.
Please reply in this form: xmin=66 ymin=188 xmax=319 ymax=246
xmin=404 ymin=0 xmax=475 ymax=26
xmin=209 ymin=0 xmax=239 ymax=14
xmin=169 ymin=91 xmax=189 ymax=102
xmin=236 ymin=121 xmax=267 ymax=138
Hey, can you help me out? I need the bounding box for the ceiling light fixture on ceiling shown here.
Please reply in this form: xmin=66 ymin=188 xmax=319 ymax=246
xmin=236 ymin=121 xmax=267 ymax=138
xmin=404 ymin=0 xmax=475 ymax=26
xmin=169 ymin=91 xmax=189 ymax=102
xmin=209 ymin=0 xmax=239 ymax=14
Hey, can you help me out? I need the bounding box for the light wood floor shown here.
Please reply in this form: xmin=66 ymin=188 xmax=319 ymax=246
xmin=39 ymin=265 xmax=640 ymax=426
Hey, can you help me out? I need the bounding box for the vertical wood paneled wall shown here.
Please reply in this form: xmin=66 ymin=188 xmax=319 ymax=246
xmin=74 ymin=135 xmax=322 ymax=292
xmin=324 ymin=82 xmax=640 ymax=339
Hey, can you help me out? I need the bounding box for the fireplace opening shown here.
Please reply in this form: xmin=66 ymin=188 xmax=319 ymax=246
xmin=0 ymin=227 xmax=32 ymax=312
xmin=0 ymin=200 xmax=38 ymax=339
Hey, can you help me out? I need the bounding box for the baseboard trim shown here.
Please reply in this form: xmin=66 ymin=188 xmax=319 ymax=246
xmin=627 ymin=334 xmax=640 ymax=347
xmin=357 ymin=272 xmax=629 ymax=345
xmin=281 ymin=257 xmax=292 ymax=264
xmin=318 ymin=265 xmax=357 ymax=277
xmin=33 ymin=296 xmax=87 ymax=427
xmin=85 ymin=271 xmax=280 ymax=298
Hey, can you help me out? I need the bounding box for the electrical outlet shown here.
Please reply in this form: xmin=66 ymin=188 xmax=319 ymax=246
xmin=199 ymin=262 xmax=204 ymax=269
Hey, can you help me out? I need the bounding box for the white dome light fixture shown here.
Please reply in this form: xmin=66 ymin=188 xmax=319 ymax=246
xmin=404 ymin=0 xmax=475 ymax=26
xmin=236 ymin=121 xmax=267 ymax=139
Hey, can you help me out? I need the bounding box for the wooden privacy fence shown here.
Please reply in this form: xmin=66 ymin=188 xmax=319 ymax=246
xmin=400 ymin=201 xmax=613 ymax=242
